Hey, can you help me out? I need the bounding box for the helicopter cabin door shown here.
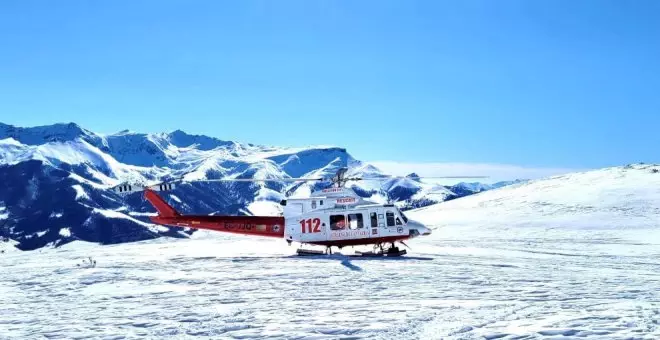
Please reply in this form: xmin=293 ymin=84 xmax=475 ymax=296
xmin=368 ymin=210 xmax=380 ymax=238
xmin=327 ymin=210 xmax=370 ymax=241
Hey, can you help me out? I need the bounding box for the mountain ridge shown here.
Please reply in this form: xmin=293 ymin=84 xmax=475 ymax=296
xmin=0 ymin=122 xmax=518 ymax=251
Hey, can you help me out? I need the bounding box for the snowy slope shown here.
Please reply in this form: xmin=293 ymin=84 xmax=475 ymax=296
xmin=0 ymin=164 xmax=658 ymax=339
xmin=0 ymin=238 xmax=19 ymax=254
xmin=409 ymin=163 xmax=660 ymax=243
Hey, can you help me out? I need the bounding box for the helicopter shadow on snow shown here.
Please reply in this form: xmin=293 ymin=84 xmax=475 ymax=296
xmin=176 ymin=254 xmax=434 ymax=272
xmin=282 ymin=254 xmax=435 ymax=272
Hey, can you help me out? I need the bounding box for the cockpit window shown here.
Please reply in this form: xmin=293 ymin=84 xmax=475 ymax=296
xmin=330 ymin=215 xmax=346 ymax=230
xmin=348 ymin=213 xmax=364 ymax=229
xmin=395 ymin=208 xmax=408 ymax=223
xmin=386 ymin=211 xmax=395 ymax=226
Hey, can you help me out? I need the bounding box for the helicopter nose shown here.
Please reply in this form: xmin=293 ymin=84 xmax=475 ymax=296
xmin=408 ymin=219 xmax=431 ymax=236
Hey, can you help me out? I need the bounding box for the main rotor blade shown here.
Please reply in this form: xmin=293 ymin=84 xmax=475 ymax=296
xmin=186 ymin=177 xmax=325 ymax=183
xmin=109 ymin=176 xmax=328 ymax=195
xmin=352 ymin=175 xmax=490 ymax=180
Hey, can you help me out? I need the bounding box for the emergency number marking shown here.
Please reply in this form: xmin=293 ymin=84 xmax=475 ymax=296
xmin=300 ymin=218 xmax=321 ymax=233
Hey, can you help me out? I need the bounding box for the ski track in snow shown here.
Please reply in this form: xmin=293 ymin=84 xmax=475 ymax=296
xmin=1 ymin=226 xmax=658 ymax=340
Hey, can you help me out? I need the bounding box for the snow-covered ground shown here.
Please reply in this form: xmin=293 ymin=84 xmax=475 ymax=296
xmin=1 ymin=164 xmax=658 ymax=339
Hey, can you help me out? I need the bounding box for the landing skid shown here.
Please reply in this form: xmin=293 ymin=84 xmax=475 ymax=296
xmin=295 ymin=243 xmax=407 ymax=257
xmin=296 ymin=248 xmax=327 ymax=256
xmin=352 ymin=248 xmax=407 ymax=257
xmin=296 ymin=245 xmax=336 ymax=256
xmin=353 ymin=242 xmax=407 ymax=257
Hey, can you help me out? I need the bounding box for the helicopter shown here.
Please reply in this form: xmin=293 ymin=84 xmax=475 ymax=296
xmin=111 ymin=167 xmax=487 ymax=257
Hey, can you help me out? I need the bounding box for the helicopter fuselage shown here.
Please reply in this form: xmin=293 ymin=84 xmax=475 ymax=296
xmin=281 ymin=189 xmax=430 ymax=248
xmin=143 ymin=187 xmax=431 ymax=250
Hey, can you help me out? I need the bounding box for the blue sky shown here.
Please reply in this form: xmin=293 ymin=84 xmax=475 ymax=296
xmin=1 ymin=0 xmax=659 ymax=179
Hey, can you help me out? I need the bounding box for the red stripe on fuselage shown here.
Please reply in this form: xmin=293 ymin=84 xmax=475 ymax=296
xmin=151 ymin=215 xmax=285 ymax=238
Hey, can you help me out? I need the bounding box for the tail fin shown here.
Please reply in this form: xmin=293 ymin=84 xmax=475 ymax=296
xmin=144 ymin=189 xmax=180 ymax=217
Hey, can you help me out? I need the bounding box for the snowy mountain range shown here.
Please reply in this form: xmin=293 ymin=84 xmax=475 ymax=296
xmin=0 ymin=122 xmax=517 ymax=251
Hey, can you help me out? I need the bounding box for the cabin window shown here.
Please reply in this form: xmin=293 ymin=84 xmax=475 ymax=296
xmin=312 ymin=200 xmax=317 ymax=209
xmin=347 ymin=213 xmax=364 ymax=229
xmin=396 ymin=217 xmax=402 ymax=225
xmin=330 ymin=215 xmax=346 ymax=230
xmin=370 ymin=212 xmax=378 ymax=228
xmin=386 ymin=211 xmax=395 ymax=226
xmin=320 ymin=200 xmax=323 ymax=205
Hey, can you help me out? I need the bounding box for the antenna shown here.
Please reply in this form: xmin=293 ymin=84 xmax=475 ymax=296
xmin=331 ymin=167 xmax=349 ymax=188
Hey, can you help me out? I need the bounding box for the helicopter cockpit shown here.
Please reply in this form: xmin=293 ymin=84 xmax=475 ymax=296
xmin=384 ymin=205 xmax=408 ymax=225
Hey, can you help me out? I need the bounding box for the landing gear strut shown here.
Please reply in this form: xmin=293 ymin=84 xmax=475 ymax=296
xmin=295 ymin=243 xmax=407 ymax=257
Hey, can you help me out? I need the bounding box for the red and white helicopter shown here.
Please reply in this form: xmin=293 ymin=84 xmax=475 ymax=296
xmin=112 ymin=168 xmax=486 ymax=257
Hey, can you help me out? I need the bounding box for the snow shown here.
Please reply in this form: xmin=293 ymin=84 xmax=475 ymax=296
xmin=410 ymin=183 xmax=455 ymax=201
xmin=366 ymin=192 xmax=389 ymax=204
xmin=128 ymin=212 xmax=158 ymax=217
xmin=0 ymin=230 xmax=657 ymax=339
xmin=92 ymin=208 xmax=167 ymax=232
xmin=0 ymin=137 xmax=23 ymax=147
xmin=71 ymin=184 xmax=89 ymax=200
xmin=0 ymin=164 xmax=658 ymax=339
xmin=0 ymin=238 xmax=19 ymax=254
xmin=59 ymin=228 xmax=71 ymax=237
xmin=0 ymin=138 xmax=29 ymax=164
xmin=247 ymin=200 xmax=283 ymax=216
xmin=0 ymin=137 xmax=170 ymax=190
xmin=254 ymin=187 xmax=284 ymax=202
xmin=410 ymin=163 xmax=660 ymax=244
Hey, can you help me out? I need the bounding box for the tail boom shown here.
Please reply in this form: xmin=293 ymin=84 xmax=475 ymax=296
xmin=144 ymin=189 xmax=285 ymax=238
xmin=151 ymin=215 xmax=285 ymax=238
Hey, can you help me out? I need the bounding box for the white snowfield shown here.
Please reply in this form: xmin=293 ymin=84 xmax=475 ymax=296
xmin=1 ymin=164 xmax=659 ymax=339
